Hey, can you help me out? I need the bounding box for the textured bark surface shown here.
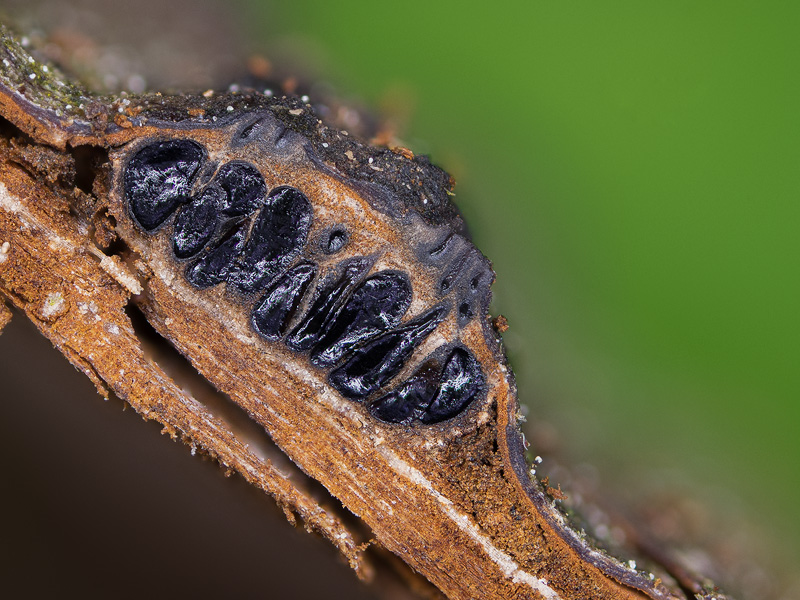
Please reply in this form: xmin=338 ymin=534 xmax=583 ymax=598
xmin=0 ymin=23 xmax=731 ymax=600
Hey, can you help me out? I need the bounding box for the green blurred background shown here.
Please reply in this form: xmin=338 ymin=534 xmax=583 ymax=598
xmin=250 ymin=0 xmax=799 ymax=577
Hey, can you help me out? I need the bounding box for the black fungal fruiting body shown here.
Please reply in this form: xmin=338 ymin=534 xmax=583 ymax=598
xmin=286 ymin=257 xmax=373 ymax=353
xmin=125 ymin=140 xmax=205 ymax=231
xmin=251 ymin=263 xmax=318 ymax=340
xmin=122 ymin=112 xmax=492 ymax=426
xmin=311 ymin=271 xmax=412 ymax=368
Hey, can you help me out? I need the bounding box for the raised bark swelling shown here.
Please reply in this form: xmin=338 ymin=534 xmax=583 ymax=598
xmin=0 ymin=24 xmax=729 ymax=600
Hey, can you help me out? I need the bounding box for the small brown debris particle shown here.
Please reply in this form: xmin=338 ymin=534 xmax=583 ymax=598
xmin=202 ymin=89 xmax=214 ymax=98
xmin=288 ymin=108 xmax=304 ymax=116
xmin=492 ymin=315 xmax=509 ymax=333
xmin=392 ymin=146 xmax=415 ymax=160
xmin=187 ymin=107 xmax=206 ymax=117
xmin=547 ymin=484 xmax=568 ymax=502
xmin=345 ymin=150 xmax=355 ymax=161
xmin=113 ymin=113 xmax=133 ymax=128
xmin=124 ymin=104 xmax=144 ymax=117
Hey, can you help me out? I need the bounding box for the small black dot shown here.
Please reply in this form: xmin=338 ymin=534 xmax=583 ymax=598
xmin=470 ymin=276 xmax=481 ymax=290
xmin=324 ymin=228 xmax=348 ymax=254
xmin=459 ymin=302 xmax=472 ymax=320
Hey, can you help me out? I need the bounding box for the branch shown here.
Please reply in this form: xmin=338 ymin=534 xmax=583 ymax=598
xmin=0 ymin=23 xmax=729 ymax=600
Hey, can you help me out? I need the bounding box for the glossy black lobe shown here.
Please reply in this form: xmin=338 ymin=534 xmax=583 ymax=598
xmin=368 ymin=347 xmax=484 ymax=425
xmin=185 ymin=221 xmax=248 ymax=288
xmin=251 ymin=263 xmax=317 ymax=340
xmin=368 ymin=364 xmax=439 ymax=424
xmin=421 ymin=348 xmax=484 ymax=423
xmin=215 ymin=162 xmax=267 ymax=218
xmin=286 ymin=258 xmax=372 ymax=353
xmin=229 ymin=186 xmax=313 ymax=293
xmin=328 ymin=306 xmax=447 ymax=400
xmin=311 ymin=271 xmax=412 ymax=367
xmin=172 ymin=187 xmax=222 ymax=259
xmin=125 ymin=140 xmax=204 ymax=231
